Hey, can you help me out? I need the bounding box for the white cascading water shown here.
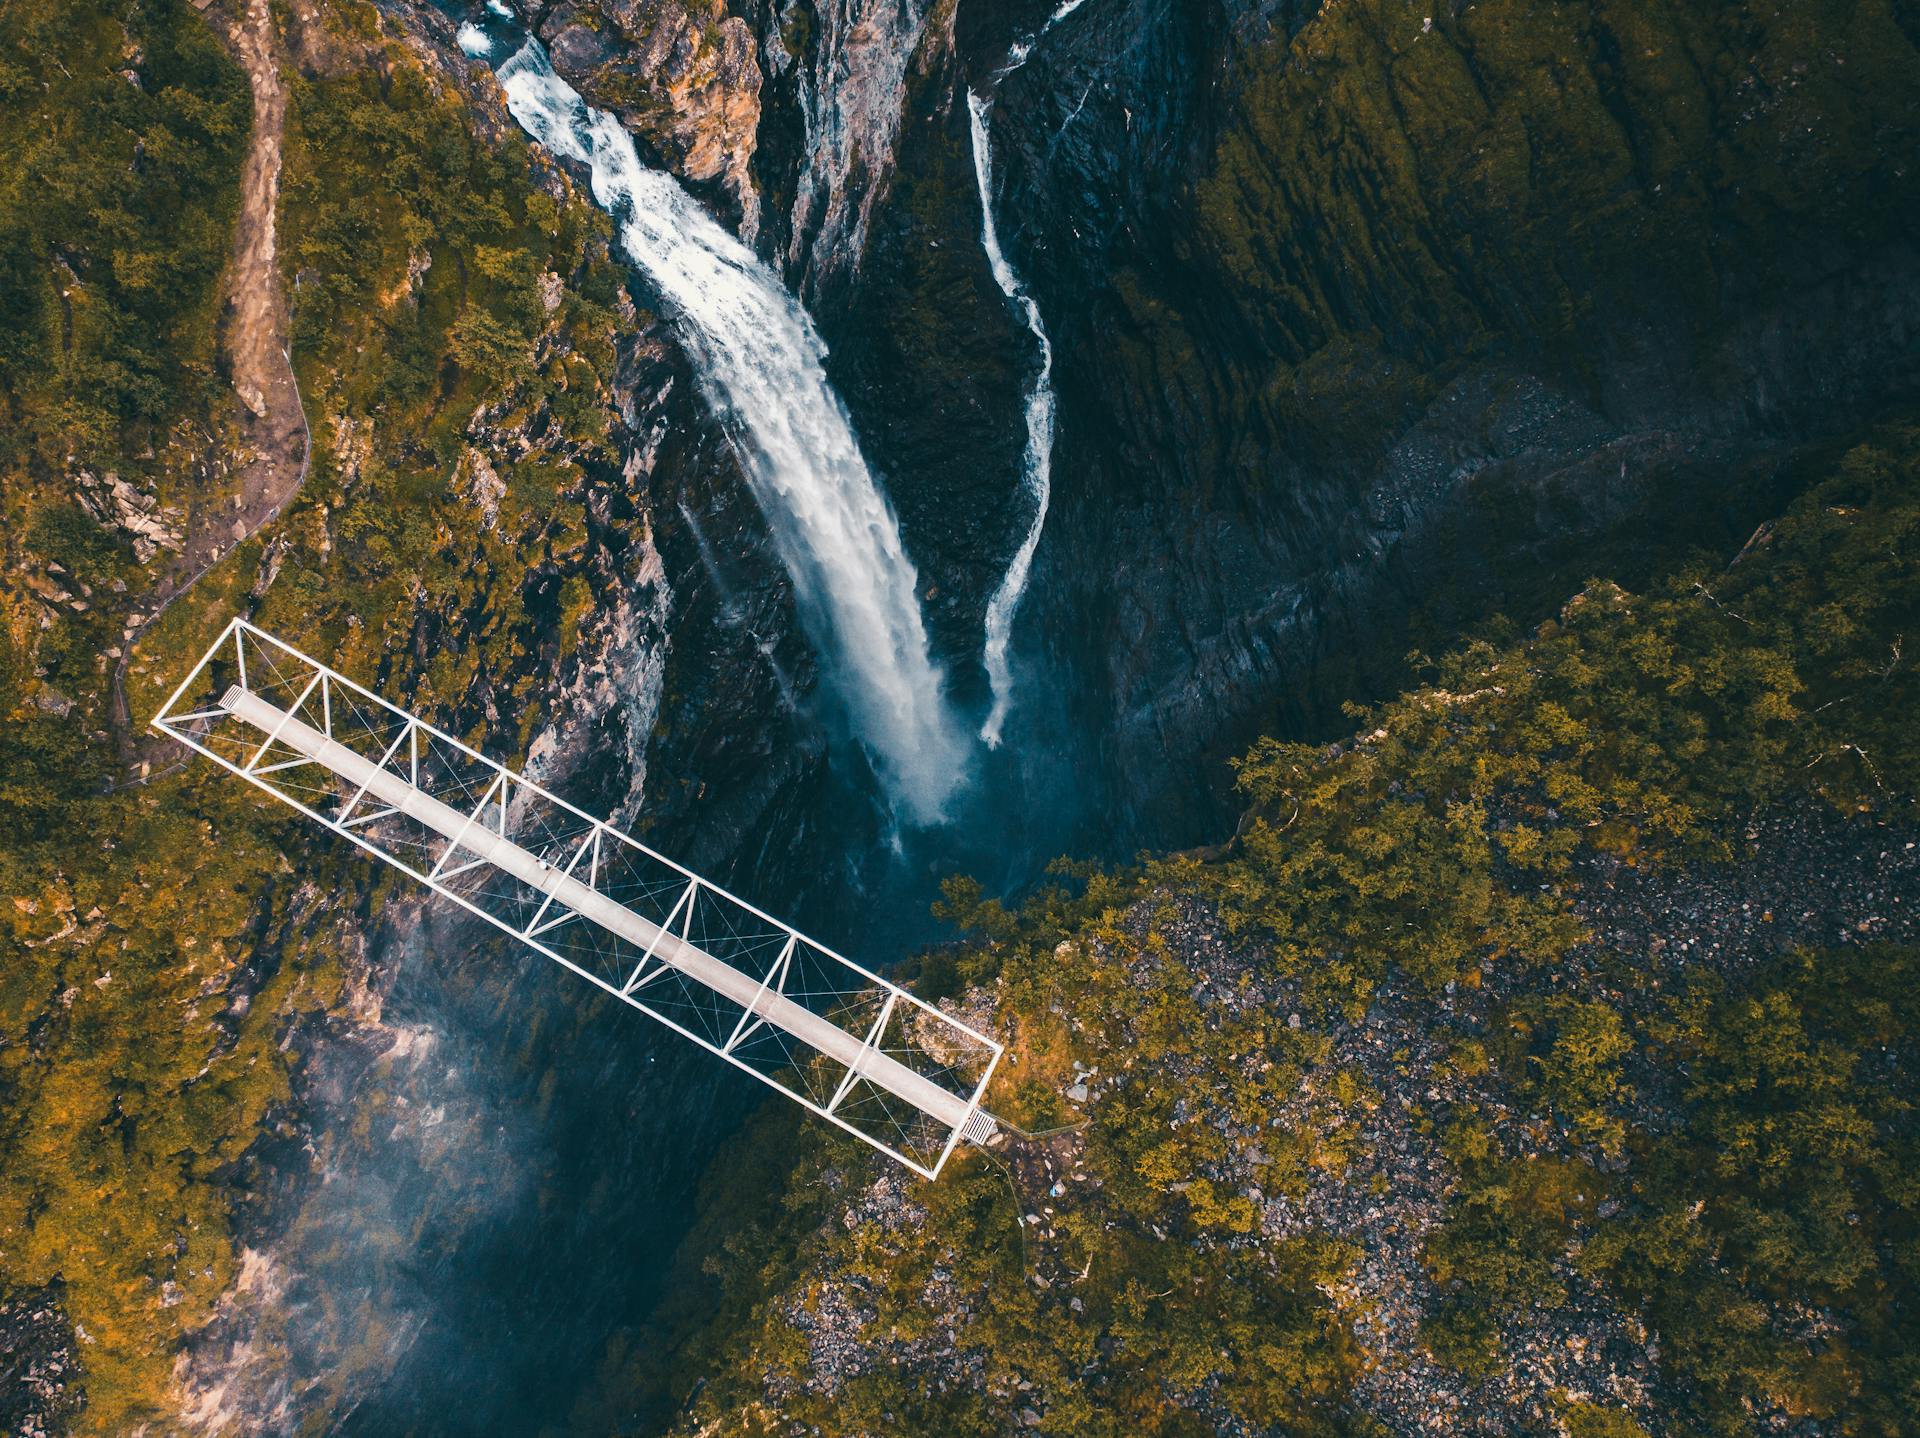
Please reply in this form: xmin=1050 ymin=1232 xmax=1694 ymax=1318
xmin=967 ymin=0 xmax=1088 ymax=748
xmin=486 ymin=38 xmax=967 ymax=824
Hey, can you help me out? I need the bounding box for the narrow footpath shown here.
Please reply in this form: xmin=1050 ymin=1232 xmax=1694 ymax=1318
xmin=109 ymin=0 xmax=311 ymax=776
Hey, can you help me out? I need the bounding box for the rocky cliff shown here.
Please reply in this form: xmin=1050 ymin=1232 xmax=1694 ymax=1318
xmin=526 ymin=0 xmax=766 ymax=231
xmin=536 ymin=0 xmax=1920 ymax=848
xmin=7 ymin=0 xmax=1919 ymax=1429
xmin=0 ymin=0 xmax=844 ymax=1426
xmin=988 ymin=0 xmax=1920 ymax=839
xmin=153 ymin=5 xmax=884 ymax=1429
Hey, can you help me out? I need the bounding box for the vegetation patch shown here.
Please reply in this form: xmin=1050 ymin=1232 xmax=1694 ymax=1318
xmin=638 ymin=427 xmax=1920 ymax=1435
xmin=0 ymin=3 xmax=660 ymax=1426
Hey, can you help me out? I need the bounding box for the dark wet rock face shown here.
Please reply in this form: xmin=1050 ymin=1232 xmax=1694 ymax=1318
xmin=0 ymin=1286 xmax=82 ymax=1437
xmin=981 ymin=0 xmax=1920 ymax=842
xmin=772 ymin=0 xmax=938 ymax=304
xmin=569 ymin=0 xmax=1920 ymax=857
xmin=802 ymin=0 xmax=1037 ymax=689
xmin=458 ymin=1 xmax=1920 ymax=848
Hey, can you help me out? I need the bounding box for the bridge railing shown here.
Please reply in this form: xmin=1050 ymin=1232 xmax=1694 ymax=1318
xmin=152 ymin=617 xmax=1002 ymax=1178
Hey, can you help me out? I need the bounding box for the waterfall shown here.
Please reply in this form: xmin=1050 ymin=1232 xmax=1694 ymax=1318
xmin=487 ymin=38 xmax=967 ymax=825
xmin=966 ymin=91 xmax=1055 ymax=750
xmin=967 ymin=0 xmax=1088 ymax=748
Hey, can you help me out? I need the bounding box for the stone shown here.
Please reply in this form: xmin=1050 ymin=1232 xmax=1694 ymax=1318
xmin=548 ymin=23 xmax=614 ymax=73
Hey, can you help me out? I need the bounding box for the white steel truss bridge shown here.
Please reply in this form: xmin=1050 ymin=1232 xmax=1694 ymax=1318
xmin=152 ymin=618 xmax=1003 ymax=1178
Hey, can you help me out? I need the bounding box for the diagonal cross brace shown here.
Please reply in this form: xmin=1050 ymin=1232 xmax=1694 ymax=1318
xmin=828 ymin=991 xmax=899 ymax=1115
xmin=621 ymin=879 xmax=698 ymax=995
xmin=723 ymin=935 xmax=796 ymax=1055
xmin=429 ymin=772 xmax=507 ymax=881
xmin=523 ymin=826 xmax=601 ymax=939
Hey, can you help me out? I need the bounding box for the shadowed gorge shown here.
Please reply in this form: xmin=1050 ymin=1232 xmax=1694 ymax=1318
xmin=2 ymin=0 xmax=1918 ymax=1434
xmin=995 ymin=0 xmax=1920 ymax=838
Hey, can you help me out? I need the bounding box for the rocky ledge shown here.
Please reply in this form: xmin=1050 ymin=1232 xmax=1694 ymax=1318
xmin=519 ymin=0 xmax=764 ymax=231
